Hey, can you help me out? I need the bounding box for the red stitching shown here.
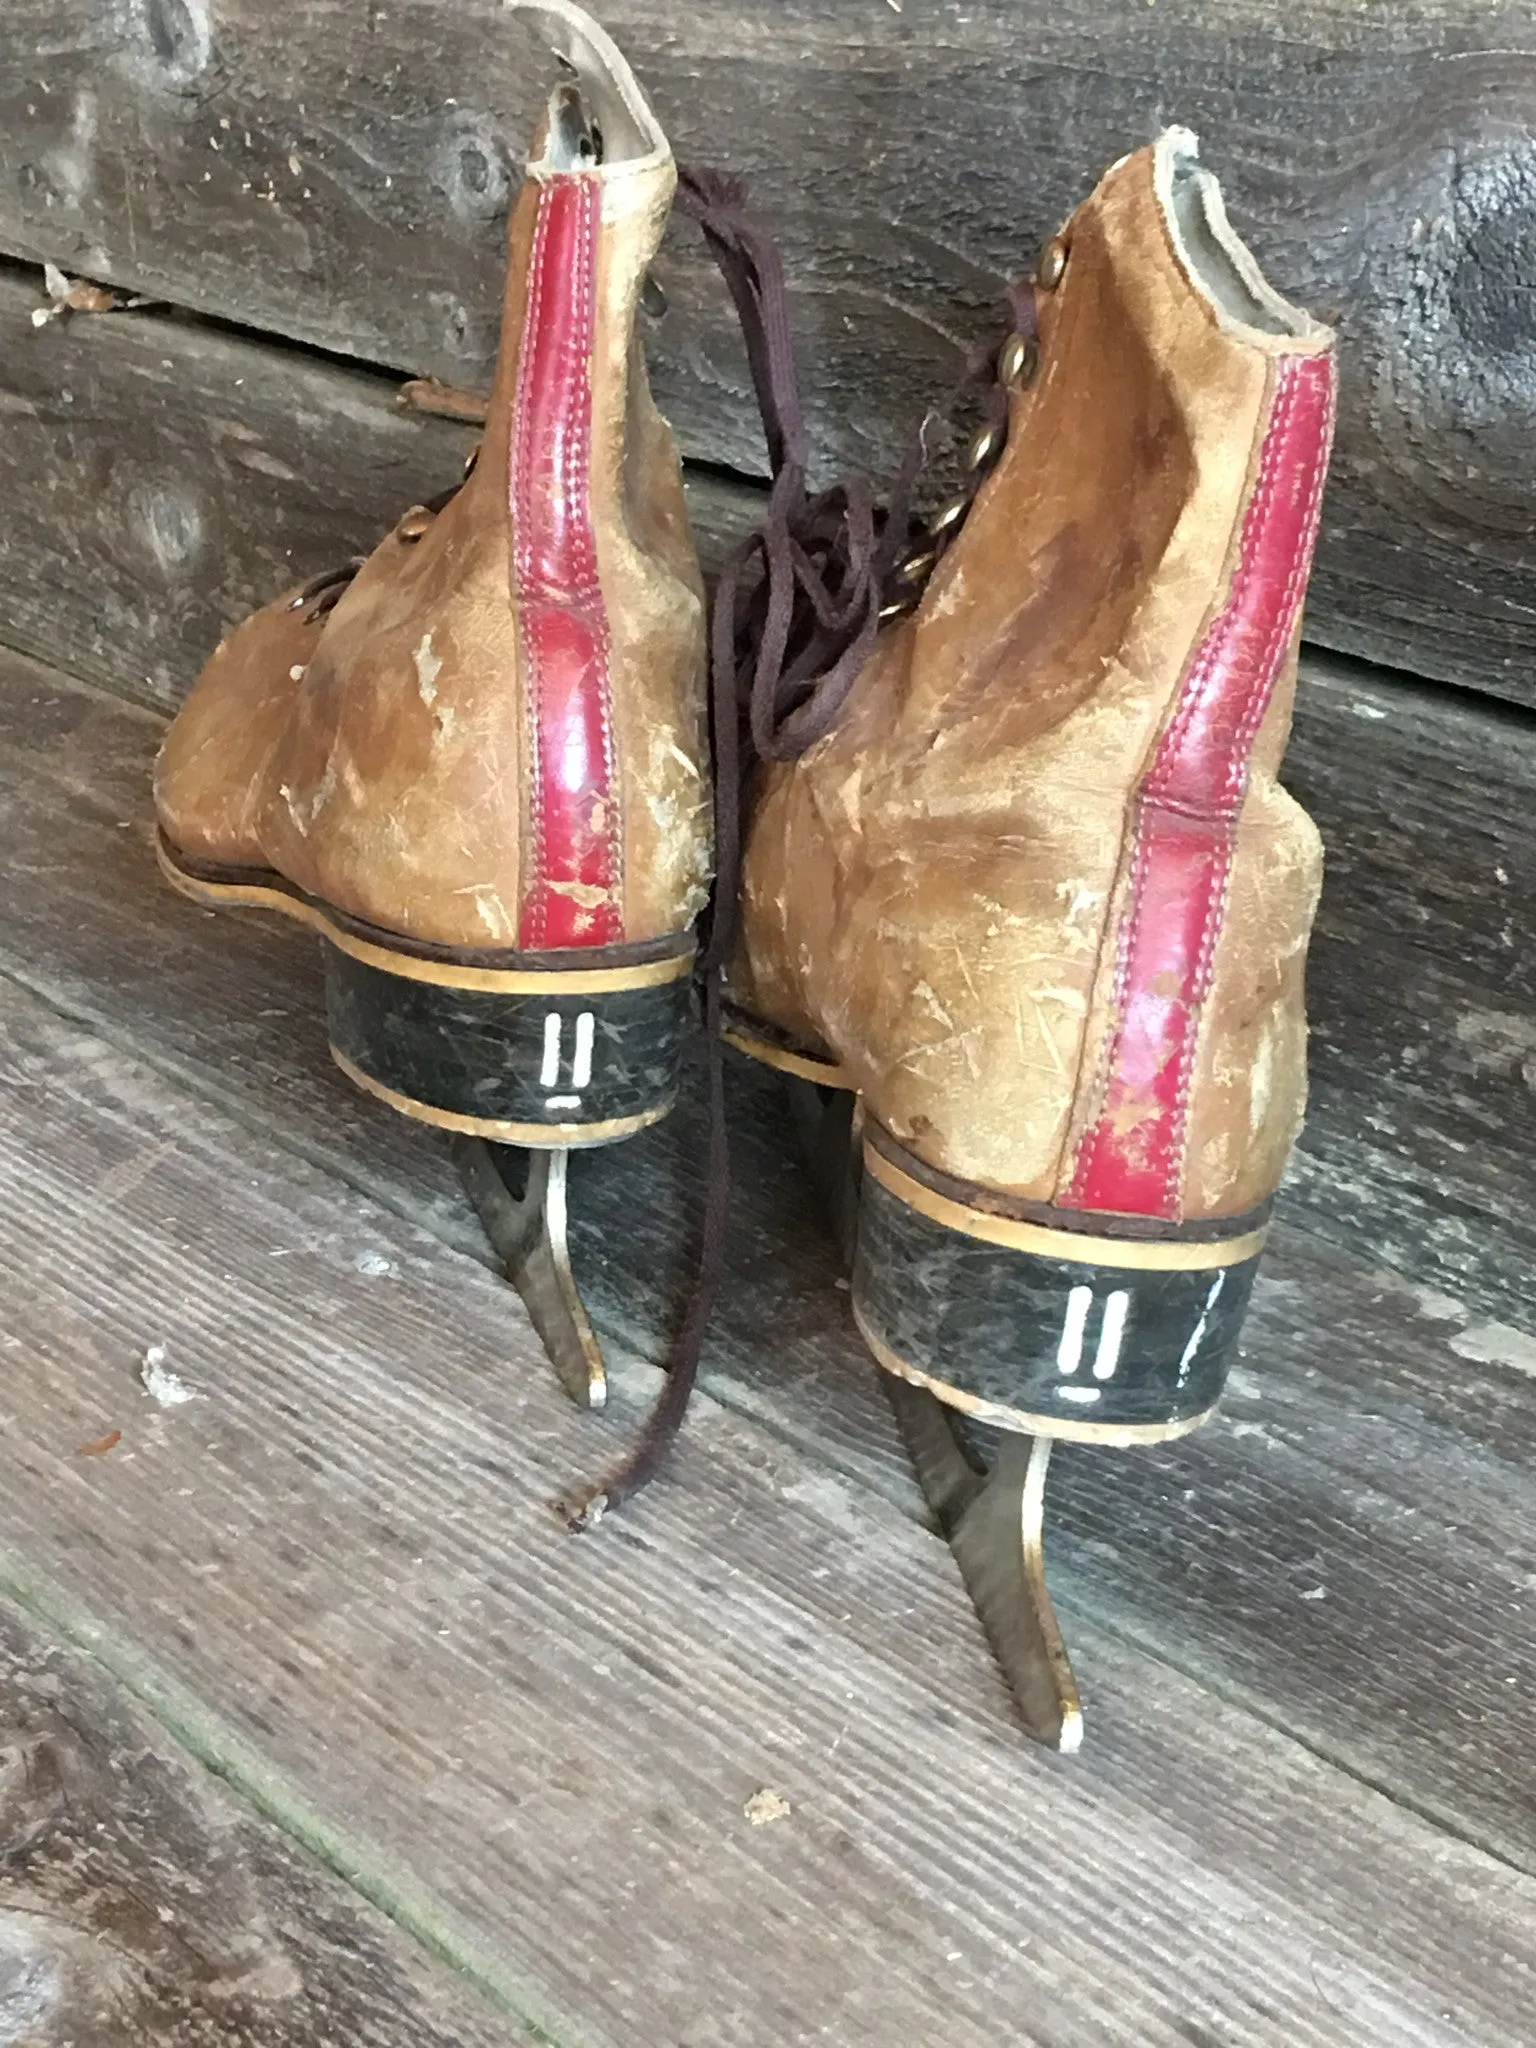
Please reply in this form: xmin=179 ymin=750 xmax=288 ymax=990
xmin=570 ymin=184 xmax=621 ymax=888
xmin=1160 ymin=356 xmax=1334 ymax=1203
xmin=1071 ymin=790 xmax=1154 ymax=1192
xmin=1065 ymin=351 xmax=1335 ymax=1213
xmin=1146 ymin=362 xmax=1301 ymax=807
xmin=509 ymin=176 xmax=620 ymax=948
xmin=511 ymin=182 xmax=556 ymax=946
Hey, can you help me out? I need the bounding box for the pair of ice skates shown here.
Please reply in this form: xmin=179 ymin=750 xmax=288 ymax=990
xmin=154 ymin=1 xmax=1336 ymax=1749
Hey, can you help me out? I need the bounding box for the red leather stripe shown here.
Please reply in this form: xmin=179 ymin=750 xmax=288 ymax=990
xmin=1066 ymin=349 xmax=1336 ymax=1217
xmin=510 ymin=175 xmax=622 ymax=949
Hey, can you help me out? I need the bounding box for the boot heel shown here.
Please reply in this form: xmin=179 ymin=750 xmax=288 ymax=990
xmin=851 ymin=1130 xmax=1267 ymax=1443
xmin=322 ymin=935 xmax=695 ymax=1146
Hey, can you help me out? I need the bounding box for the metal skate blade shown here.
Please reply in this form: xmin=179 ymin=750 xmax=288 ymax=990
xmin=779 ymin=1068 xmax=1082 ymax=1747
xmin=781 ymin=1075 xmax=861 ymax=1264
xmin=885 ymin=1375 xmax=1083 ymax=1751
xmin=454 ymin=1136 xmax=607 ymax=1410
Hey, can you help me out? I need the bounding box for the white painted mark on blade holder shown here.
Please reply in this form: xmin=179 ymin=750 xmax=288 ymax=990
xmin=1175 ymin=1271 xmax=1225 ymax=1389
xmin=545 ymin=1095 xmax=581 ymax=1111
xmin=540 ymin=1011 xmax=563 ymax=1089
xmin=1092 ymin=1290 xmax=1131 ymax=1380
xmin=1057 ymin=1285 xmax=1093 ymax=1376
xmin=571 ymin=1010 xmax=595 ymax=1090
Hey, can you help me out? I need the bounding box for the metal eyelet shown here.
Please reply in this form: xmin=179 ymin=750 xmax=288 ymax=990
xmin=394 ymin=504 xmax=435 ymax=544
xmin=879 ymin=597 xmax=915 ymax=623
xmin=998 ymin=331 xmax=1039 ymax=387
xmin=965 ymin=424 xmax=1003 ymax=474
xmin=642 ymin=272 xmax=668 ymax=319
xmin=462 ymin=441 xmax=481 ymax=478
xmin=1037 ymin=235 xmax=1069 ymax=290
xmin=929 ymin=494 xmax=972 ymax=540
xmin=898 ymin=547 xmax=939 ymax=585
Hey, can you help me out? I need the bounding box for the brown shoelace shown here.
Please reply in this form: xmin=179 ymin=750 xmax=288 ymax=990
xmin=559 ymin=171 xmax=1035 ymax=1526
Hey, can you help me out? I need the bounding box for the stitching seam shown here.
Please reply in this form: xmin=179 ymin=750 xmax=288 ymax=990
xmin=1066 ymin=352 xmax=1333 ymax=1213
xmin=512 ymin=183 xmax=555 ymax=947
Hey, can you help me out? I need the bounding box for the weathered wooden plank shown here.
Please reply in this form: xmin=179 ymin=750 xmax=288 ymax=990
xmin=0 ymin=972 xmax=1533 ymax=2048
xmin=1 ymin=646 xmax=1535 ymax=1870
xmin=0 ymin=264 xmax=749 ymax=710
xmin=1281 ymin=653 xmax=1536 ymax=1322
xmin=0 ymin=1601 xmax=532 ymax=2046
xmin=3 ymin=3 xmax=1536 ymax=701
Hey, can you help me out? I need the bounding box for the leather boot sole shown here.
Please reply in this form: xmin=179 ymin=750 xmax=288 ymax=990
xmin=158 ymin=833 xmax=694 ymax=1147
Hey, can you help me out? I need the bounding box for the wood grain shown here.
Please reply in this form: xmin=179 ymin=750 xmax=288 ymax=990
xmin=0 ymin=264 xmax=748 ymax=711
xmin=0 ymin=971 xmax=1532 ymax=2048
xmin=0 ymin=645 xmax=1534 ymax=1873
xmin=0 ymin=1601 xmax=530 ymax=2045
xmin=3 ymin=3 xmax=1536 ymax=699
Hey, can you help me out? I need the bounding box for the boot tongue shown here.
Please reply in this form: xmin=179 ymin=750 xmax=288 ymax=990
xmin=544 ymin=78 xmax=604 ymax=170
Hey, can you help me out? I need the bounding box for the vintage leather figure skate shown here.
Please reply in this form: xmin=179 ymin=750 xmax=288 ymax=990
xmin=155 ymin=1 xmax=710 ymax=1409
xmin=711 ymin=130 xmax=1337 ymax=1745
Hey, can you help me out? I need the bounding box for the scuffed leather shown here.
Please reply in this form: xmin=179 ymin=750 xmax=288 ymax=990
xmin=156 ymin=34 xmax=708 ymax=952
xmin=732 ymin=136 xmax=1333 ymax=1222
xmin=153 ymin=595 xmax=325 ymax=865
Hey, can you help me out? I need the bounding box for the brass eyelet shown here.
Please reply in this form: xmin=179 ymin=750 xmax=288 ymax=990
xmin=929 ymin=493 xmax=971 ymax=540
xmin=394 ymin=504 xmax=435 ymax=544
xmin=998 ymin=331 xmax=1039 ymax=387
xmin=964 ymin=424 xmax=1003 ymax=473
xmin=1037 ymin=235 xmax=1069 ymax=290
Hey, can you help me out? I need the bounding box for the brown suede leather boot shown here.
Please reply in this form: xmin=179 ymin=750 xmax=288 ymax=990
xmin=721 ymin=131 xmax=1336 ymax=1743
xmin=155 ymin=4 xmax=709 ymax=1398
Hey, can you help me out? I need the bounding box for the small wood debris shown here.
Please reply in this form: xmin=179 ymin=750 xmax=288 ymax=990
xmin=77 ymin=1430 xmax=122 ymax=1457
xmin=396 ymin=377 xmax=489 ymax=423
xmin=140 ymin=1344 xmax=197 ymax=1407
xmin=744 ymin=1786 xmax=790 ymax=1826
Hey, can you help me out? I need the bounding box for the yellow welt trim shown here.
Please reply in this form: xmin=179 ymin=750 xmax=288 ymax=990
xmin=863 ymin=1144 xmax=1267 ymax=1271
xmin=157 ymin=840 xmax=693 ymax=994
xmin=723 ymin=1026 xmax=852 ymax=1089
xmin=331 ymin=1049 xmax=669 ymax=1147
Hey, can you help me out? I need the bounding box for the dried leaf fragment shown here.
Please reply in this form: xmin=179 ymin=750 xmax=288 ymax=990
xmin=31 ymin=262 xmax=150 ymax=327
xmin=77 ymin=1430 xmax=122 ymax=1458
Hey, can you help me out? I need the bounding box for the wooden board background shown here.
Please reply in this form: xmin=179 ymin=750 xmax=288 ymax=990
xmin=2 ymin=3 xmax=1536 ymax=701
xmin=0 ymin=264 xmax=743 ymax=710
xmin=0 ymin=1597 xmax=528 ymax=2046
